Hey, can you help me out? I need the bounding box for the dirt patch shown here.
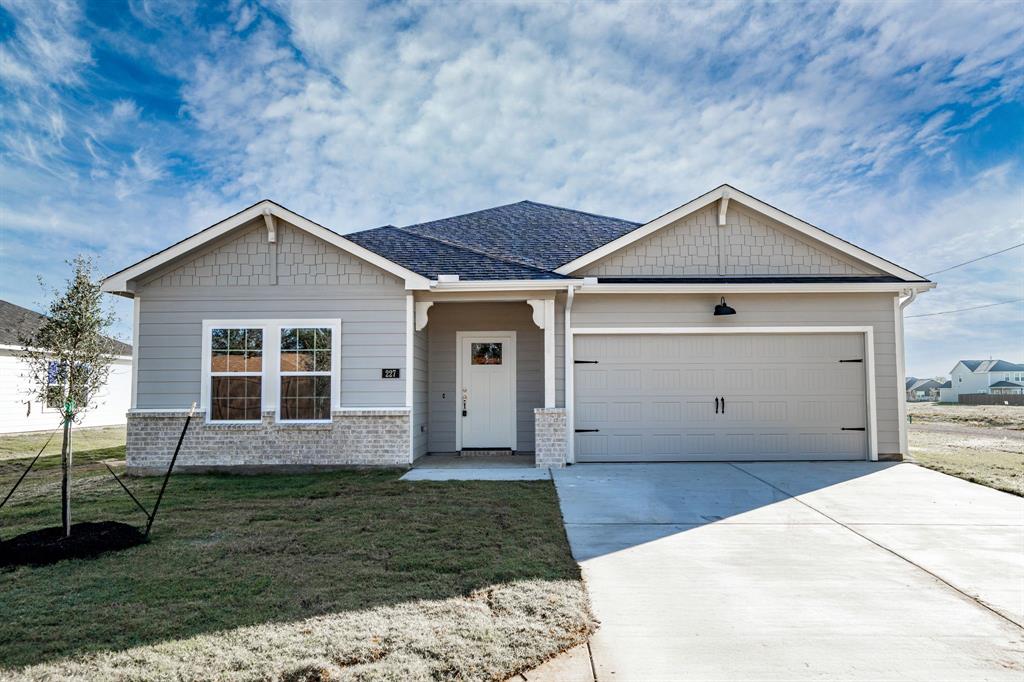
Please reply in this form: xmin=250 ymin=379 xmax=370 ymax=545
xmin=0 ymin=521 xmax=146 ymax=567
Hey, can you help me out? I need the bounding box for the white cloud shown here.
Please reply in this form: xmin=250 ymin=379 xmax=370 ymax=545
xmin=111 ymin=99 xmax=141 ymax=121
xmin=1 ymin=0 xmax=1022 ymax=359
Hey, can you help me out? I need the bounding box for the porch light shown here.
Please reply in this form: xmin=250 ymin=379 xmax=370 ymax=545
xmin=714 ymin=297 xmax=736 ymax=316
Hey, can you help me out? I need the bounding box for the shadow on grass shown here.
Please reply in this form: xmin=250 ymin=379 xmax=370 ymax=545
xmin=0 ymin=463 xmax=581 ymax=671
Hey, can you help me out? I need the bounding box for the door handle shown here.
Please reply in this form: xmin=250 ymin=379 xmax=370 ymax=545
xmin=721 ymin=396 xmax=725 ymax=414
xmin=462 ymin=391 xmax=467 ymax=417
xmin=715 ymin=397 xmax=719 ymax=414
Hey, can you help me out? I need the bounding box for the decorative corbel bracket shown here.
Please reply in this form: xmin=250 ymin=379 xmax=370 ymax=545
xmin=718 ymin=190 xmax=730 ymax=227
xmin=262 ymin=208 xmax=277 ymax=243
xmin=415 ymin=301 xmax=433 ymax=331
xmin=527 ymin=299 xmax=546 ymax=329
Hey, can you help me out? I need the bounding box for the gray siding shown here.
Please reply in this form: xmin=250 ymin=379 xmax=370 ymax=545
xmin=570 ymin=292 xmax=901 ymax=455
xmin=582 ymin=204 xmax=879 ymax=277
xmin=413 ymin=326 xmax=428 ymax=457
xmin=426 ymin=302 xmax=544 ymax=453
xmin=134 ymin=222 xmax=407 ymax=410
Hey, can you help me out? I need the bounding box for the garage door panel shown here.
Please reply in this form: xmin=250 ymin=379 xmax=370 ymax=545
xmin=574 ymin=332 xmax=868 ymax=461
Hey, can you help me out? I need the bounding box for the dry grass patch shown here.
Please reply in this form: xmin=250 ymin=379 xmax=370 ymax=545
xmin=0 ymin=435 xmax=592 ymax=681
xmin=909 ymin=427 xmax=1024 ymax=496
xmin=907 ymin=403 xmax=1024 ymax=429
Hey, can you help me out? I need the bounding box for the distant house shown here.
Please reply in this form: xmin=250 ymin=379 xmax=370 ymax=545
xmin=939 ymin=360 xmax=1024 ymax=403
xmin=905 ymin=377 xmax=943 ymax=402
xmin=0 ymin=300 xmax=132 ymax=434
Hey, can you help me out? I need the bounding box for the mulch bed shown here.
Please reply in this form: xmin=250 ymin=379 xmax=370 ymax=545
xmin=0 ymin=521 xmax=146 ymax=567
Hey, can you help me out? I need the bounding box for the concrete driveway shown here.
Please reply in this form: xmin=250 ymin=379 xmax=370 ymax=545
xmin=552 ymin=462 xmax=1024 ymax=681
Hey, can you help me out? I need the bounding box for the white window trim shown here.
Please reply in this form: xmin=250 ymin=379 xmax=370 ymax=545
xmin=201 ymin=319 xmax=342 ymax=425
xmin=567 ymin=325 xmax=878 ymax=462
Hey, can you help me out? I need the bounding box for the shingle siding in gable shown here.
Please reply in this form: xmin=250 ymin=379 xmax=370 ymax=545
xmin=581 ymin=205 xmax=880 ymax=278
xmin=146 ymin=221 xmax=399 ymax=288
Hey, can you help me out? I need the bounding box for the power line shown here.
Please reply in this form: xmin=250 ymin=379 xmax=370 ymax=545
xmin=906 ymin=298 xmax=1024 ymax=319
xmin=925 ymin=242 xmax=1024 ymax=276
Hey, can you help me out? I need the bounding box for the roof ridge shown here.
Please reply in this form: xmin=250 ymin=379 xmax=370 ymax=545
xmin=402 ymin=200 xmax=537 ymax=231
xmin=518 ymin=199 xmax=641 ymax=225
xmin=392 ymin=227 xmax=563 ymax=276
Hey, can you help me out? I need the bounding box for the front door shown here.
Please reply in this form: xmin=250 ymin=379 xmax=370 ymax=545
xmin=458 ymin=332 xmax=516 ymax=450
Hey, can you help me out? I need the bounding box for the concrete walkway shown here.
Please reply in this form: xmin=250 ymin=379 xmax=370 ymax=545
xmin=548 ymin=462 xmax=1024 ymax=681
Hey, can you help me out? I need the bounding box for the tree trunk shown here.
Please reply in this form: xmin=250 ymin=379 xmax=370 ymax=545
xmin=61 ymin=415 xmax=72 ymax=538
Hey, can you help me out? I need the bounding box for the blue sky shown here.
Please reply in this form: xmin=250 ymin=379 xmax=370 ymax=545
xmin=1 ymin=0 xmax=1021 ymax=378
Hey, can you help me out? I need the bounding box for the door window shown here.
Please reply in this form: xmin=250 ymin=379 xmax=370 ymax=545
xmin=471 ymin=342 xmax=503 ymax=365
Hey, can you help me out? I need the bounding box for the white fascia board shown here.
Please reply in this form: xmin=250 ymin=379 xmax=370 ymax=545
xmin=556 ymin=184 xmax=929 ymax=283
xmin=100 ymin=200 xmax=432 ymax=295
xmin=429 ymin=279 xmax=585 ymax=292
xmin=577 ymin=281 xmax=936 ymax=295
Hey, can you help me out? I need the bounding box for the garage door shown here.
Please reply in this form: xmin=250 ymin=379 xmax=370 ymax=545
xmin=573 ymin=332 xmax=868 ymax=461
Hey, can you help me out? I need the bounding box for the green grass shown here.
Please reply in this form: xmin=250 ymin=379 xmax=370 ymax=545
xmin=0 ymin=431 xmax=592 ymax=680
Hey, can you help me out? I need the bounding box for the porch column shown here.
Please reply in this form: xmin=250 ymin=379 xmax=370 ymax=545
xmin=544 ymin=298 xmax=555 ymax=408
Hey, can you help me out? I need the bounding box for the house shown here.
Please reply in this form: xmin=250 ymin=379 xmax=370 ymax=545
xmin=100 ymin=185 xmax=934 ymax=471
xmin=0 ymin=300 xmax=133 ymax=434
xmin=940 ymin=359 xmax=1024 ymax=402
xmin=905 ymin=377 xmax=943 ymax=402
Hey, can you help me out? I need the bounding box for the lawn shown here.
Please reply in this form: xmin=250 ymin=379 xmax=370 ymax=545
xmin=0 ymin=429 xmax=592 ymax=681
xmin=907 ymin=405 xmax=1024 ymax=496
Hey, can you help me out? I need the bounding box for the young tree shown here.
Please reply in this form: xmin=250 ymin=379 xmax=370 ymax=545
xmin=18 ymin=256 xmax=119 ymax=537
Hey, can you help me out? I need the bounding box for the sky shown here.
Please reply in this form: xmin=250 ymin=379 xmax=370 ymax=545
xmin=1 ymin=0 xmax=1021 ymax=378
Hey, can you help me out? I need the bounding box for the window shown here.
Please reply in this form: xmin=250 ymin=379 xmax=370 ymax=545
xmin=44 ymin=360 xmax=63 ymax=410
xmin=279 ymin=327 xmax=332 ymax=421
xmin=210 ymin=328 xmax=263 ymax=421
xmin=203 ymin=320 xmax=340 ymax=423
xmin=471 ymin=342 xmax=503 ymax=365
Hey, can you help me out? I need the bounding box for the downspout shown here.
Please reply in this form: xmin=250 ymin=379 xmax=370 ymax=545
xmin=896 ymin=288 xmax=918 ymax=457
xmin=564 ymin=284 xmax=577 ymax=464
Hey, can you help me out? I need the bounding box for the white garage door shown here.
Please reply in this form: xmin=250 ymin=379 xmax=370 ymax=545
xmin=573 ymin=332 xmax=869 ymax=461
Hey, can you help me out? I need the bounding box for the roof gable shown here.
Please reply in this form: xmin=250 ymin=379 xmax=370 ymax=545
xmin=142 ymin=221 xmax=400 ymax=289
xmin=101 ymin=200 xmax=431 ymax=296
xmin=556 ymin=185 xmax=927 ymax=282
xmin=577 ymin=201 xmax=881 ymax=278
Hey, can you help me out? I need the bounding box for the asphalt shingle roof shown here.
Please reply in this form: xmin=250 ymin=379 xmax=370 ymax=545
xmin=346 ymin=226 xmax=566 ymax=280
xmin=958 ymin=359 xmax=1024 ymax=373
xmin=989 ymin=380 xmax=1024 ymax=388
xmin=0 ymin=300 xmax=132 ymax=356
xmin=346 ymin=200 xmax=640 ymax=280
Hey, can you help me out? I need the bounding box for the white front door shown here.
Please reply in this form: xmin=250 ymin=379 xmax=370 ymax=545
xmin=458 ymin=332 xmax=516 ymax=450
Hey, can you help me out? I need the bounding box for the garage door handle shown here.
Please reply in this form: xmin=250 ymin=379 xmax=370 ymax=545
xmin=574 ymin=360 xmax=599 ymax=364
xmin=574 ymin=428 xmax=599 ymax=433
xmin=721 ymin=396 xmax=725 ymax=414
xmin=841 ymin=427 xmax=866 ymax=431
xmin=714 ymin=397 xmax=719 ymax=414
xmin=839 ymin=359 xmax=863 ymax=363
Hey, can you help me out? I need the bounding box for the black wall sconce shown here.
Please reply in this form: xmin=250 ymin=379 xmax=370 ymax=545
xmin=714 ymin=297 xmax=736 ymax=316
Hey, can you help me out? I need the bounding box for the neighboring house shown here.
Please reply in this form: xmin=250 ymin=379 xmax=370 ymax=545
xmin=100 ymin=184 xmax=934 ymax=471
xmin=940 ymin=360 xmax=1024 ymax=402
xmin=905 ymin=377 xmax=943 ymax=402
xmin=0 ymin=300 xmax=132 ymax=434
